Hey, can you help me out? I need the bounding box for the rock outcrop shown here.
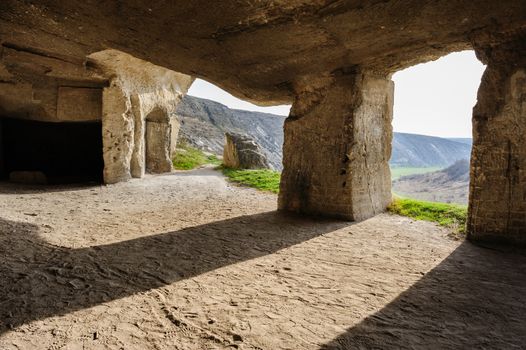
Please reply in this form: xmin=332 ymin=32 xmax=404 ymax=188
xmin=176 ymin=96 xmax=285 ymax=170
xmin=223 ymin=133 xmax=271 ymax=170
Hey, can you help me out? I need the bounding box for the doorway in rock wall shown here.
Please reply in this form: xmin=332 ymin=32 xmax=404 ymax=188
xmin=0 ymin=117 xmax=104 ymax=184
xmin=390 ymin=50 xmax=485 ymax=205
xmin=145 ymin=108 xmax=173 ymax=174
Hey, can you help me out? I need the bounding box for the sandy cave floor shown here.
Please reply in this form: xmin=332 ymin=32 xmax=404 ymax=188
xmin=0 ymin=168 xmax=525 ymax=350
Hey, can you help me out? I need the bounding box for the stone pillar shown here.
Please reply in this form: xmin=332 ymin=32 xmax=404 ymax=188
xmin=468 ymin=37 xmax=526 ymax=244
xmin=130 ymin=94 xmax=146 ymax=178
xmin=144 ymin=107 xmax=173 ymax=174
xmin=278 ymin=72 xmax=393 ymax=221
xmin=169 ymin=117 xmax=181 ymax=159
xmin=102 ymin=84 xmax=134 ymax=184
xmin=0 ymin=119 xmax=4 ymax=178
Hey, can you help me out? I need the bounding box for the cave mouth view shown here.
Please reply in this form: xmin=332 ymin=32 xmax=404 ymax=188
xmin=1 ymin=2 xmax=525 ymax=349
xmin=389 ymin=50 xmax=485 ymax=206
xmin=183 ymin=50 xmax=486 ymax=207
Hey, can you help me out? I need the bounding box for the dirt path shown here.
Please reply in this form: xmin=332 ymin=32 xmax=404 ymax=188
xmin=0 ymin=168 xmax=525 ymax=349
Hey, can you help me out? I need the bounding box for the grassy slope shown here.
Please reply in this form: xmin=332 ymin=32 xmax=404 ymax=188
xmin=221 ymin=167 xmax=281 ymax=193
xmin=222 ymin=167 xmax=444 ymax=192
xmin=390 ymin=166 xmax=442 ymax=180
xmin=221 ymin=166 xmax=466 ymax=234
xmin=388 ymin=197 xmax=467 ymax=234
xmin=172 ymin=145 xmax=221 ymax=170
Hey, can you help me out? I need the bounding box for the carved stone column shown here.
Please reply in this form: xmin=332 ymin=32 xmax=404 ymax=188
xmin=468 ymin=36 xmax=526 ymax=244
xmin=278 ymin=71 xmax=393 ymax=221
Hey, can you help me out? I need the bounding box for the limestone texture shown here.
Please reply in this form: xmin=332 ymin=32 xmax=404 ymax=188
xmin=468 ymin=36 xmax=526 ymax=244
xmin=0 ymin=45 xmax=192 ymax=184
xmin=88 ymin=50 xmax=193 ymax=183
xmin=145 ymin=119 xmax=173 ymax=174
xmin=279 ymin=72 xmax=393 ymax=220
xmin=1 ymin=1 xmax=524 ymax=104
xmin=223 ymin=133 xmax=271 ymax=169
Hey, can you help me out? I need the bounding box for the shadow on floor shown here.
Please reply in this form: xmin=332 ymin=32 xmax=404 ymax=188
xmin=320 ymin=241 xmax=526 ymax=349
xmin=0 ymin=211 xmax=348 ymax=333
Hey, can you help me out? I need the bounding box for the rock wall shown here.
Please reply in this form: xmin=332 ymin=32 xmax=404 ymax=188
xmin=145 ymin=119 xmax=173 ymax=173
xmin=0 ymin=47 xmax=193 ymax=184
xmin=101 ymin=85 xmax=134 ymax=184
xmin=87 ymin=50 xmax=194 ymax=183
xmin=0 ymin=43 xmax=107 ymax=123
xmin=2 ymin=1 xmax=525 ymax=104
xmin=278 ymin=72 xmax=393 ymax=221
xmin=468 ymin=36 xmax=526 ymax=244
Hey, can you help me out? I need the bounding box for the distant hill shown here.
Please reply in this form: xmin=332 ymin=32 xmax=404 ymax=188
xmin=176 ymin=96 xmax=472 ymax=170
xmin=391 ymin=133 xmax=472 ymax=168
xmin=446 ymin=138 xmax=473 ymax=146
xmin=393 ymin=159 xmax=470 ymax=204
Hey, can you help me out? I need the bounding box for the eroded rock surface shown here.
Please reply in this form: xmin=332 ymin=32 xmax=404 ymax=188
xmin=279 ymin=72 xmax=393 ymax=220
xmin=2 ymin=1 xmax=525 ymax=103
xmin=468 ymin=36 xmax=526 ymax=244
xmin=223 ymin=132 xmax=271 ymax=169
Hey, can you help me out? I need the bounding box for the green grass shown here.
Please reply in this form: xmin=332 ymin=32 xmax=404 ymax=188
xmin=221 ymin=167 xmax=281 ymax=193
xmin=219 ymin=165 xmax=467 ymax=235
xmin=388 ymin=197 xmax=467 ymax=234
xmin=390 ymin=166 xmax=442 ymax=180
xmin=172 ymin=145 xmax=221 ymax=170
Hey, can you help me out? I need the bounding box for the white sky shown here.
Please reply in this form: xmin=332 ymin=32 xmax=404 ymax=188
xmin=392 ymin=50 xmax=485 ymax=138
xmin=188 ymin=50 xmax=485 ymax=138
xmin=188 ymin=80 xmax=291 ymax=116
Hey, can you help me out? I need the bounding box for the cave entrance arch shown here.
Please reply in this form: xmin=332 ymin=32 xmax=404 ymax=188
xmin=389 ymin=50 xmax=484 ymax=205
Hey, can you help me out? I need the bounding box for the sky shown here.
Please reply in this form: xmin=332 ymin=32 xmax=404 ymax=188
xmin=187 ymin=50 xmax=485 ymax=138
xmin=187 ymin=80 xmax=291 ymax=116
xmin=392 ymin=50 xmax=485 ymax=138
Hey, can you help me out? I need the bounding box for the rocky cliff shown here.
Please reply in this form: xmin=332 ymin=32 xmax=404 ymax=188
xmin=176 ymin=96 xmax=472 ymax=170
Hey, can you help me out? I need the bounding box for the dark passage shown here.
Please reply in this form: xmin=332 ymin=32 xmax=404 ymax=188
xmin=0 ymin=118 xmax=103 ymax=184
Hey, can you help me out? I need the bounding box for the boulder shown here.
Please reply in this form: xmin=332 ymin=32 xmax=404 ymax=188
xmin=223 ymin=133 xmax=270 ymax=169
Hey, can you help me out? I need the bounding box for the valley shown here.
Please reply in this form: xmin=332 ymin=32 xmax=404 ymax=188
xmin=177 ymin=96 xmax=471 ymax=205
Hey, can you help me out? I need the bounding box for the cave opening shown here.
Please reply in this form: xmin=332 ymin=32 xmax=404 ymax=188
xmin=0 ymin=117 xmax=104 ymax=184
xmin=390 ymin=50 xmax=485 ymax=205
